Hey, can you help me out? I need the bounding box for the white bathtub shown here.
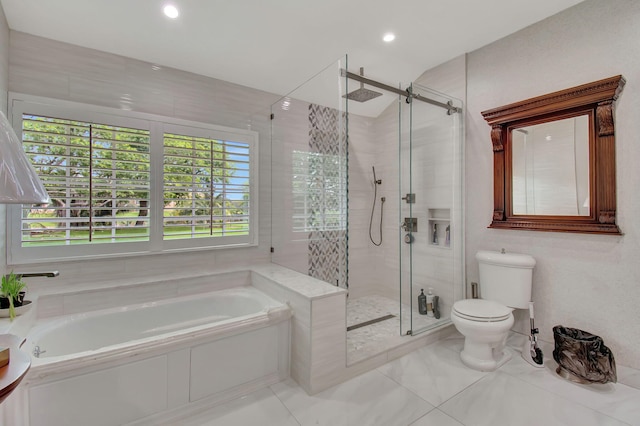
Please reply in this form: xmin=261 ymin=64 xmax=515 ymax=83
xmin=7 ymin=283 xmax=291 ymax=426
xmin=25 ymin=286 xmax=287 ymax=363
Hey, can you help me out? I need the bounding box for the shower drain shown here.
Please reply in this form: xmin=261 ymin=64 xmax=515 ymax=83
xmin=346 ymin=314 xmax=396 ymax=332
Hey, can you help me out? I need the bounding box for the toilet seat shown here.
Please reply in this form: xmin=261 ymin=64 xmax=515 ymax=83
xmin=453 ymin=299 xmax=512 ymax=322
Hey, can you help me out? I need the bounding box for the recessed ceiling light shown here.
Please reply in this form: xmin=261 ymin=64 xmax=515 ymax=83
xmin=163 ymin=4 xmax=179 ymax=19
xmin=383 ymin=33 xmax=395 ymax=43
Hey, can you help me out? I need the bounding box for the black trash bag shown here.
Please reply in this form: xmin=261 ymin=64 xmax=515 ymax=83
xmin=552 ymin=325 xmax=616 ymax=384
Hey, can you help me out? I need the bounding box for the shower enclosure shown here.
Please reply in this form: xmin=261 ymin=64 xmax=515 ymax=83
xmin=271 ymin=56 xmax=463 ymax=364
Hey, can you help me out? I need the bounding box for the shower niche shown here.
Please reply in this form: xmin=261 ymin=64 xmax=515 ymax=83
xmin=428 ymin=208 xmax=451 ymax=248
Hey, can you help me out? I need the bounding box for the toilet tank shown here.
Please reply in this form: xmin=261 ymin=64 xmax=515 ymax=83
xmin=476 ymin=250 xmax=536 ymax=309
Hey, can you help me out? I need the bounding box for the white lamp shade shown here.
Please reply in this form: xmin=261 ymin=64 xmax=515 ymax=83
xmin=0 ymin=111 xmax=50 ymax=204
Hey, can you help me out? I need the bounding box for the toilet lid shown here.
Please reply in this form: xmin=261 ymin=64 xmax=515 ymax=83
xmin=453 ymin=299 xmax=512 ymax=322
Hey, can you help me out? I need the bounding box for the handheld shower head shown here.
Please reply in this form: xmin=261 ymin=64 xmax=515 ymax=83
xmin=369 ymin=165 xmax=384 ymax=246
xmin=372 ymin=166 xmax=381 ymax=185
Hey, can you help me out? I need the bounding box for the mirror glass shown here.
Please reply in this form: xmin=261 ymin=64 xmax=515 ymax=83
xmin=511 ymin=115 xmax=590 ymax=216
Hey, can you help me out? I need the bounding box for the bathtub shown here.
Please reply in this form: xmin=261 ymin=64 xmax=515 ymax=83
xmin=6 ymin=284 xmax=291 ymax=426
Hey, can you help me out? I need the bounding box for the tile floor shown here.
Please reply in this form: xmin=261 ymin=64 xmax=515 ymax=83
xmin=347 ymin=295 xmax=447 ymax=364
xmin=151 ymin=332 xmax=640 ymax=426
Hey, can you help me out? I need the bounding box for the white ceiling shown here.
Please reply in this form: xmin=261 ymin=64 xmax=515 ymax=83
xmin=1 ymin=0 xmax=584 ymax=116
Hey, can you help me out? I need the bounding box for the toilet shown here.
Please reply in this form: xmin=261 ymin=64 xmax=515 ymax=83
xmin=451 ymin=250 xmax=536 ymax=371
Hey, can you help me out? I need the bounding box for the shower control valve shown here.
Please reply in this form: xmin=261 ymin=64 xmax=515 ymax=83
xmin=402 ymin=193 xmax=415 ymax=204
xmin=401 ymin=217 xmax=417 ymax=232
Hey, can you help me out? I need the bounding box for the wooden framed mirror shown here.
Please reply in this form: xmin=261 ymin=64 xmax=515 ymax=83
xmin=482 ymin=75 xmax=625 ymax=234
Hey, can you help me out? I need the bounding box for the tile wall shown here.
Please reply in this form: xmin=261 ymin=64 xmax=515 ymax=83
xmin=465 ymin=0 xmax=640 ymax=368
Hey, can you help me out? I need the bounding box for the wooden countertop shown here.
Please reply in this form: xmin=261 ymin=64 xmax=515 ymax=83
xmin=0 ymin=334 xmax=30 ymax=404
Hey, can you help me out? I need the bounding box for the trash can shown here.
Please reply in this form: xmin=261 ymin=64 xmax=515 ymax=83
xmin=552 ymin=326 xmax=616 ymax=384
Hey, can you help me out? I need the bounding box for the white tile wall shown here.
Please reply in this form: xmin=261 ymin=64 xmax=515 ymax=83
xmin=465 ymin=0 xmax=640 ymax=368
xmin=346 ymin=113 xmax=380 ymax=300
xmin=308 ymin=294 xmax=347 ymax=392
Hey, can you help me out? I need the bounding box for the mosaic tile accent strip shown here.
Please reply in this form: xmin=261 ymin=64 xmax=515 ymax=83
xmin=308 ymin=103 xmax=346 ymax=156
xmin=307 ymin=103 xmax=348 ymax=289
xmin=308 ymin=229 xmax=347 ymax=287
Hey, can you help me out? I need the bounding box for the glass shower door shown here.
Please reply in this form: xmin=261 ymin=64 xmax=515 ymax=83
xmin=400 ymin=82 xmax=463 ymax=336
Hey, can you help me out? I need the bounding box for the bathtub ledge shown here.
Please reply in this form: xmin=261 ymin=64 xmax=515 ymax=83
xmin=250 ymin=264 xmax=347 ymax=300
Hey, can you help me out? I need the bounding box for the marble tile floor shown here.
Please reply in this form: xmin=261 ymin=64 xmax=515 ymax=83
xmin=145 ymin=332 xmax=640 ymax=426
xmin=347 ymin=294 xmax=447 ymax=364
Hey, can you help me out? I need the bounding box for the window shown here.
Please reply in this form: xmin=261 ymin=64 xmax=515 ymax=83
xmin=163 ymin=133 xmax=251 ymax=240
xmin=291 ymin=150 xmax=347 ymax=232
xmin=8 ymin=96 xmax=258 ymax=264
xmin=21 ymin=115 xmax=151 ymax=247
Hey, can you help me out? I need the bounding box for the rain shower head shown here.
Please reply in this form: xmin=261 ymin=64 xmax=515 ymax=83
xmin=343 ymin=67 xmax=383 ymax=103
xmin=344 ymin=87 xmax=383 ymax=102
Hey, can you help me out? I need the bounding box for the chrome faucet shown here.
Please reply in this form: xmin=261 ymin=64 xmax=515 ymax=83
xmin=10 ymin=271 xmax=60 ymax=279
xmin=32 ymin=345 xmax=46 ymax=358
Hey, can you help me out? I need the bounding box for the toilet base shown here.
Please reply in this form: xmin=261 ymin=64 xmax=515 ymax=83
xmin=459 ymin=339 xmax=512 ymax=372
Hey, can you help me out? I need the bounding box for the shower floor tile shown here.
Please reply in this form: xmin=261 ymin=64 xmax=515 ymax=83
xmin=346 ymin=294 xmax=445 ymax=364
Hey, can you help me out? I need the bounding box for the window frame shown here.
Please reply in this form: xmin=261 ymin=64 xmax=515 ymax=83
xmin=7 ymin=94 xmax=259 ymax=264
